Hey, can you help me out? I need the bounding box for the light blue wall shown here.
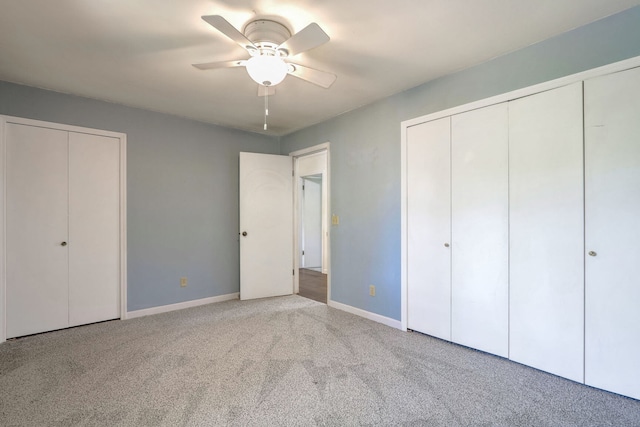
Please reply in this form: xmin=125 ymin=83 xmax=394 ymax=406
xmin=280 ymin=6 xmax=640 ymax=321
xmin=2 ymin=7 xmax=639 ymax=318
xmin=0 ymin=82 xmax=279 ymax=310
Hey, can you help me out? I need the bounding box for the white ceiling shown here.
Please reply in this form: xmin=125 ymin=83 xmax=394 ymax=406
xmin=1 ymin=1 xmax=638 ymax=136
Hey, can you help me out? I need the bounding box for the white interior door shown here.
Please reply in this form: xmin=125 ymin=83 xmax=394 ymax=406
xmin=6 ymin=123 xmax=69 ymax=338
xmin=451 ymin=103 xmax=509 ymax=357
xmin=508 ymin=83 xmax=584 ymax=382
xmin=406 ymin=117 xmax=451 ymax=340
xmin=239 ymin=152 xmax=293 ymax=300
xmin=68 ymin=132 xmax=120 ymax=326
xmin=584 ymin=66 xmax=640 ymax=400
xmin=302 ymin=176 xmax=322 ymax=269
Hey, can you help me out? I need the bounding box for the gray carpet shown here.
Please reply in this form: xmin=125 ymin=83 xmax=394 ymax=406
xmin=1 ymin=295 xmax=639 ymax=426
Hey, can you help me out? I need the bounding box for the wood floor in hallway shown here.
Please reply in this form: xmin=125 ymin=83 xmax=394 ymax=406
xmin=298 ymin=268 xmax=327 ymax=304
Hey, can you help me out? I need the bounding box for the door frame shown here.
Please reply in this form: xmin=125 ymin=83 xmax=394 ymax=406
xmin=0 ymin=115 xmax=128 ymax=343
xmin=290 ymin=143 xmax=330 ymax=301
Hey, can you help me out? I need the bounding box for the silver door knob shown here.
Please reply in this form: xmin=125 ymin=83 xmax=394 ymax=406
xmin=61 ymin=241 xmax=67 ymax=246
xmin=444 ymin=243 xmax=450 ymax=248
xmin=241 ymin=231 xmax=247 ymax=237
xmin=588 ymin=251 xmax=597 ymax=257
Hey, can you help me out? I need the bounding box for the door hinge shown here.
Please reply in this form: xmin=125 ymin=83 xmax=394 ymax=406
xmin=302 ymin=250 xmax=305 ymax=255
xmin=302 ymin=184 xmax=305 ymax=191
xmin=292 ymin=269 xmax=295 ymax=275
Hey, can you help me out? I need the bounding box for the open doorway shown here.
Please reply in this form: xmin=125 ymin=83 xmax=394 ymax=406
xmin=291 ymin=143 xmax=330 ymax=304
xmin=300 ymin=174 xmax=323 ymax=272
xmin=299 ymin=174 xmax=326 ymax=303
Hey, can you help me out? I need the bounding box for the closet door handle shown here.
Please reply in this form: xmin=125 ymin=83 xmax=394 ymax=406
xmin=61 ymin=241 xmax=68 ymax=247
xmin=444 ymin=243 xmax=450 ymax=248
xmin=588 ymin=251 xmax=597 ymax=257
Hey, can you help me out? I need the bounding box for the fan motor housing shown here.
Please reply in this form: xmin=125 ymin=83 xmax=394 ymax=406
xmin=244 ymin=20 xmax=291 ymax=51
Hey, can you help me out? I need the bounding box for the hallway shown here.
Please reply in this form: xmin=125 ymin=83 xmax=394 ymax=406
xmin=298 ymin=268 xmax=327 ymax=304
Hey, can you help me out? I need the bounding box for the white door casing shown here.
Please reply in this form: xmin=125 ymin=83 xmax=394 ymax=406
xmin=406 ymin=117 xmax=451 ymax=340
xmin=239 ymin=152 xmax=293 ymax=300
xmin=584 ymin=66 xmax=640 ymax=400
xmin=291 ymin=145 xmax=330 ymax=297
xmin=295 ymin=150 xmax=328 ymax=274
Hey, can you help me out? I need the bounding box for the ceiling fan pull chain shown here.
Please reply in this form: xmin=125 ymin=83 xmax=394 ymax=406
xmin=264 ymin=88 xmax=269 ymax=130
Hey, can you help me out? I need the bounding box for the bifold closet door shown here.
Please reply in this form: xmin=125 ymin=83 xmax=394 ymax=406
xmin=406 ymin=117 xmax=451 ymax=340
xmin=6 ymin=124 xmax=70 ymax=338
xmin=584 ymin=66 xmax=640 ymax=400
xmin=509 ymin=82 xmax=584 ymax=382
xmin=5 ymin=123 xmax=120 ymax=338
xmin=68 ymin=132 xmax=120 ymax=327
xmin=451 ymin=103 xmax=509 ymax=357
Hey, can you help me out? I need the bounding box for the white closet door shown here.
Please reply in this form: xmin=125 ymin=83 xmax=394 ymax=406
xmin=407 ymin=117 xmax=451 ymax=340
xmin=584 ymin=67 xmax=640 ymax=400
xmin=6 ymin=123 xmax=69 ymax=338
xmin=451 ymin=103 xmax=509 ymax=357
xmin=68 ymin=132 xmax=120 ymax=326
xmin=508 ymin=83 xmax=584 ymax=382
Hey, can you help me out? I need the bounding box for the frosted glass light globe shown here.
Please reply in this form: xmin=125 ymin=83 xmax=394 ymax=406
xmin=246 ymin=55 xmax=288 ymax=86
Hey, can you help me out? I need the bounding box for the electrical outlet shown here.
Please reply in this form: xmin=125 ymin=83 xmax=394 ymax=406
xmin=180 ymin=277 xmax=187 ymax=287
xmin=369 ymin=285 xmax=376 ymax=297
xmin=332 ymin=214 xmax=339 ymax=225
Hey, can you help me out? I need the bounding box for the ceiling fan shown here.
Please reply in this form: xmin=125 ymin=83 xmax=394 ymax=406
xmin=193 ymin=15 xmax=337 ymax=94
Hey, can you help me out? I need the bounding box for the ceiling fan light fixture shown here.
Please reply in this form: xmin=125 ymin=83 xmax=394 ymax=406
xmin=246 ymin=55 xmax=288 ymax=87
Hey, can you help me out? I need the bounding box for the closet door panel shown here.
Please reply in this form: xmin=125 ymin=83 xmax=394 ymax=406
xmin=451 ymin=103 xmax=509 ymax=357
xmin=584 ymin=67 xmax=640 ymax=400
xmin=6 ymin=124 xmax=69 ymax=338
xmin=406 ymin=117 xmax=451 ymax=340
xmin=509 ymin=83 xmax=584 ymax=382
xmin=68 ymin=132 xmax=120 ymax=326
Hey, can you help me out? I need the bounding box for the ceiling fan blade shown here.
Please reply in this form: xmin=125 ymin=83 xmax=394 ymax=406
xmin=258 ymin=85 xmax=276 ymax=97
xmin=288 ymin=63 xmax=336 ymax=88
xmin=192 ymin=60 xmax=246 ymax=70
xmin=202 ymin=15 xmax=256 ymax=51
xmin=278 ymin=23 xmax=329 ymax=57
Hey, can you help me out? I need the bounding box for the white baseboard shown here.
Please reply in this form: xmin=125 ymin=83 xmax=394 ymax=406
xmin=125 ymin=293 xmax=239 ymax=320
xmin=327 ymin=300 xmax=402 ymax=330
